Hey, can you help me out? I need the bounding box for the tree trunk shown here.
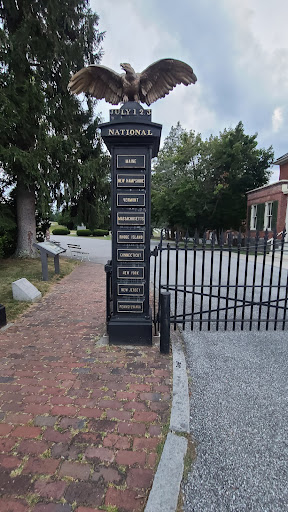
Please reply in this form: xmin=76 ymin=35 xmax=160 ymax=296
xmin=15 ymin=179 xmax=38 ymax=258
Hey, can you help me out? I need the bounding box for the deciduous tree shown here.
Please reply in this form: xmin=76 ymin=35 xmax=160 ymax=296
xmin=152 ymin=122 xmax=274 ymax=234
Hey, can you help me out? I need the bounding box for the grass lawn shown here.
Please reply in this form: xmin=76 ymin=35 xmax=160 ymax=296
xmin=0 ymin=257 xmax=78 ymax=323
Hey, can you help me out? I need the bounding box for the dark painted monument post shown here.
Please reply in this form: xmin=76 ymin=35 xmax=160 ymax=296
xmin=100 ymin=103 xmax=162 ymax=344
xmin=68 ymin=58 xmax=197 ymax=345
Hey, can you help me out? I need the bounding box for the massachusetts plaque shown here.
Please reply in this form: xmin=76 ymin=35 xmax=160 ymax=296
xmin=117 ymin=212 xmax=145 ymax=225
xmin=100 ymin=101 xmax=162 ymax=345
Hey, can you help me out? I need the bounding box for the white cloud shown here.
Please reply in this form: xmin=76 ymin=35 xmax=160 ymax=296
xmin=90 ymin=0 xmax=288 ymax=159
xmin=272 ymin=107 xmax=284 ymax=133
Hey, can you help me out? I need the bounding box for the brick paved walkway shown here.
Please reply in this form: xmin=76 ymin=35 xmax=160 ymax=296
xmin=0 ymin=263 xmax=172 ymax=512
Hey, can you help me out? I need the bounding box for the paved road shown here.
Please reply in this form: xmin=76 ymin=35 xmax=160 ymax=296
xmin=51 ymin=235 xmax=112 ymax=264
xmin=51 ymin=236 xmax=159 ymax=265
xmin=182 ymin=330 xmax=288 ymax=512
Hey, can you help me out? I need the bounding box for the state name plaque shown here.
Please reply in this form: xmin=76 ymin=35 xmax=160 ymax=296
xmin=117 ymin=231 xmax=145 ymax=243
xmin=117 ymin=193 xmax=145 ymax=207
xmin=117 ymin=174 xmax=145 ymax=188
xmin=117 ymin=212 xmax=145 ymax=225
xmin=100 ymin=101 xmax=162 ymax=345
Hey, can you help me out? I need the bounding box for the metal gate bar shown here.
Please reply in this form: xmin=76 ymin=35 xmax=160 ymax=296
xmin=151 ymin=229 xmax=288 ymax=332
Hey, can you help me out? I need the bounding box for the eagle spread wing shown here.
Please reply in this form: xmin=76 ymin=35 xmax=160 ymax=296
xmin=68 ymin=59 xmax=197 ymax=105
xmin=139 ymin=59 xmax=197 ymax=106
xmin=68 ymin=64 xmax=123 ymax=105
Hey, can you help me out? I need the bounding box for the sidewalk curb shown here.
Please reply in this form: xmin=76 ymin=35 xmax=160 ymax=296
xmin=145 ymin=330 xmax=190 ymax=512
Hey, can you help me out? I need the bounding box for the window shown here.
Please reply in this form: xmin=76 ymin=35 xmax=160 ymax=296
xmin=250 ymin=204 xmax=257 ymax=230
xmin=264 ymin=202 xmax=273 ymax=230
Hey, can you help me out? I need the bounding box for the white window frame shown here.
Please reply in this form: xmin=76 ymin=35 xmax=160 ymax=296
xmin=264 ymin=201 xmax=273 ymax=231
xmin=250 ymin=204 xmax=257 ymax=230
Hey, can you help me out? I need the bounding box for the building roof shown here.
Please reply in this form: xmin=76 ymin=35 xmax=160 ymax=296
xmin=246 ymin=180 xmax=288 ymax=195
xmin=274 ymin=152 xmax=288 ymax=165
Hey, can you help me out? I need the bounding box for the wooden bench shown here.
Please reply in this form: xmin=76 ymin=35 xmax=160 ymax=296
xmin=67 ymin=244 xmax=90 ymax=261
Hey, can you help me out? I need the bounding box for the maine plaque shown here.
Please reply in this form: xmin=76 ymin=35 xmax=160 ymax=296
xmin=117 ymin=155 xmax=145 ymax=168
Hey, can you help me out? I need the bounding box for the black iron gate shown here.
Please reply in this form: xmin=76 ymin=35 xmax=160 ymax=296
xmin=152 ymin=230 xmax=288 ymax=332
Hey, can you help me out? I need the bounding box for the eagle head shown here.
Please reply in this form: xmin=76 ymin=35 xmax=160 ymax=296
xmin=120 ymin=63 xmax=135 ymax=74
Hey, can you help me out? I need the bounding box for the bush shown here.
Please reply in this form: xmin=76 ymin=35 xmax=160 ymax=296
xmin=93 ymin=229 xmax=109 ymax=237
xmin=65 ymin=221 xmax=76 ymax=230
xmin=52 ymin=228 xmax=70 ymax=235
xmin=76 ymin=229 xmax=92 ymax=237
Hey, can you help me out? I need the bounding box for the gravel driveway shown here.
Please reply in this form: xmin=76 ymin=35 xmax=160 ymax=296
xmin=182 ymin=329 xmax=288 ymax=512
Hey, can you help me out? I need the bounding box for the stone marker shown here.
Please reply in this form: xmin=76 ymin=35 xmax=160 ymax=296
xmin=12 ymin=278 xmax=42 ymax=302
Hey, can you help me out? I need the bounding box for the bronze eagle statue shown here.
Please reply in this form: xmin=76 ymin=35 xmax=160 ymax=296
xmin=68 ymin=58 xmax=197 ymax=106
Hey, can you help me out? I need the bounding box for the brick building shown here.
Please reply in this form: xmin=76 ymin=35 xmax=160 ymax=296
xmin=246 ymin=153 xmax=288 ymax=238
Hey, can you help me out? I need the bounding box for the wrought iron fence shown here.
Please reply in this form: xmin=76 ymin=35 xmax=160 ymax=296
xmin=151 ymin=229 xmax=288 ymax=332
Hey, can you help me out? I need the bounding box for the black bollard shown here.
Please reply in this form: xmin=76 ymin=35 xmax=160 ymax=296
xmin=160 ymin=292 xmax=170 ymax=354
xmin=0 ymin=304 xmax=7 ymax=328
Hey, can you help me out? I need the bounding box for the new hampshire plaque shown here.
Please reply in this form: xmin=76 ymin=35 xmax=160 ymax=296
xmin=117 ymin=174 xmax=145 ymax=188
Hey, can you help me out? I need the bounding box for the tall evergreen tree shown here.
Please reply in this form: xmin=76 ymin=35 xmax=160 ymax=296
xmin=0 ymin=0 xmax=105 ymax=256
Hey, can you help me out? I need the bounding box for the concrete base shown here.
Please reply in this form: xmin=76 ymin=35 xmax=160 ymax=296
xmin=108 ymin=317 xmax=152 ymax=345
xmin=12 ymin=278 xmax=42 ymax=302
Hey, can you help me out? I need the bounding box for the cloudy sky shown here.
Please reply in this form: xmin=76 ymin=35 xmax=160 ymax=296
xmin=91 ymin=0 xmax=288 ymax=181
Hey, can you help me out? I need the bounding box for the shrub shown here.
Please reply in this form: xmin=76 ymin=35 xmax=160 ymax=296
xmin=76 ymin=229 xmax=92 ymax=237
xmin=93 ymin=229 xmax=109 ymax=237
xmin=52 ymin=228 xmax=70 ymax=235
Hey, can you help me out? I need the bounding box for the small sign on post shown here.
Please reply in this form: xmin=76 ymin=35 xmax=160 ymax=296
xmin=33 ymin=241 xmax=66 ymax=281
